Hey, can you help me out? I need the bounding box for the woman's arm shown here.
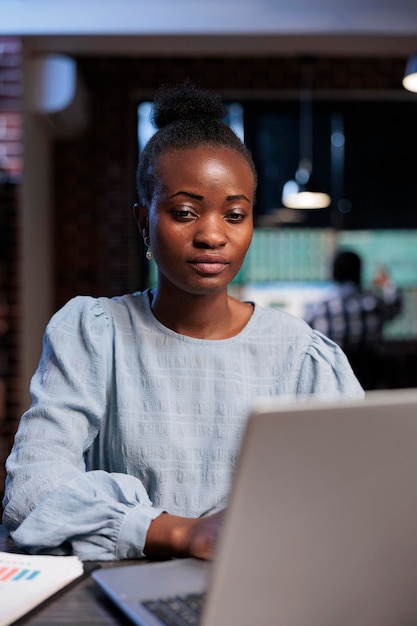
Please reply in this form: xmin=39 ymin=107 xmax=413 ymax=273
xmin=2 ymin=297 xmax=164 ymax=561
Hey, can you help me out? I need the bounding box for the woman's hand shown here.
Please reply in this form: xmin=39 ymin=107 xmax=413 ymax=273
xmin=183 ymin=510 xmax=225 ymax=560
xmin=144 ymin=510 xmax=225 ymax=561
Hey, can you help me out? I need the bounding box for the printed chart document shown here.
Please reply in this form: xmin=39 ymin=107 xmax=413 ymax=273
xmin=0 ymin=550 xmax=84 ymax=625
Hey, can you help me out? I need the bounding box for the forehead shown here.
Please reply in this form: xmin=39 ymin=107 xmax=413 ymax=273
xmin=156 ymin=146 xmax=255 ymax=184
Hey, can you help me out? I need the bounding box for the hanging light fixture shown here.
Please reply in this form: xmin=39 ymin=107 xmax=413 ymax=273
xmin=282 ymin=58 xmax=331 ymax=210
xmin=402 ymin=52 xmax=417 ymax=93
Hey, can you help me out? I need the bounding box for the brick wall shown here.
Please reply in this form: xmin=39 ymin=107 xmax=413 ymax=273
xmin=0 ymin=36 xmax=22 ymax=506
xmin=0 ymin=37 xmax=22 ymax=179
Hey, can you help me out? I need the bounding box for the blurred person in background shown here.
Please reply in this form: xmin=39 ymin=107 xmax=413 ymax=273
xmin=304 ymin=250 xmax=401 ymax=389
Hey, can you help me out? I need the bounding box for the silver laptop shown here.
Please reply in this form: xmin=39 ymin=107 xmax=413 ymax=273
xmin=93 ymin=388 xmax=417 ymax=626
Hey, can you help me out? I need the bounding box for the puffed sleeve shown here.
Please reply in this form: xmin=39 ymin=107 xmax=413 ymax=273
xmin=2 ymin=296 xmax=164 ymax=561
xmin=297 ymin=330 xmax=365 ymax=398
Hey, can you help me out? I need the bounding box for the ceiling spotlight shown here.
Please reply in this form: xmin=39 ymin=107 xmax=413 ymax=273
xmin=403 ymin=52 xmax=417 ymax=93
xmin=282 ymin=159 xmax=331 ymax=210
xmin=282 ymin=57 xmax=331 ymax=210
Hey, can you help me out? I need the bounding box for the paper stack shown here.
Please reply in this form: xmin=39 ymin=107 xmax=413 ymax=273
xmin=0 ymin=550 xmax=84 ymax=625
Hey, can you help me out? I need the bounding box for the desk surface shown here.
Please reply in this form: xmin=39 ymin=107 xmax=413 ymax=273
xmin=0 ymin=525 xmax=141 ymax=625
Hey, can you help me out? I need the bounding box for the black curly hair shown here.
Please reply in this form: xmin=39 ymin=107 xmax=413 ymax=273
xmin=136 ymin=80 xmax=257 ymax=205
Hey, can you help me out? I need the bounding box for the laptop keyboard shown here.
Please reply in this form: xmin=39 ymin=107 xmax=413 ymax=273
xmin=142 ymin=592 xmax=205 ymax=625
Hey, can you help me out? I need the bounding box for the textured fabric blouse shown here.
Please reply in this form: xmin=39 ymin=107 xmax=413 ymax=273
xmin=2 ymin=290 xmax=364 ymax=561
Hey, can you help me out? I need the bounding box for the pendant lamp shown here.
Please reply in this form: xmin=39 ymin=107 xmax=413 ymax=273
xmin=282 ymin=58 xmax=331 ymax=210
xmin=402 ymin=52 xmax=417 ymax=93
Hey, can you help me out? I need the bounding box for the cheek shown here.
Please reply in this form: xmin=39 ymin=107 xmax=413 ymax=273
xmin=237 ymin=227 xmax=253 ymax=257
xmin=150 ymin=222 xmax=188 ymax=265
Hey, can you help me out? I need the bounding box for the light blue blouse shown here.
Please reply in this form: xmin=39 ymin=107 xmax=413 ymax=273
xmin=2 ymin=290 xmax=363 ymax=560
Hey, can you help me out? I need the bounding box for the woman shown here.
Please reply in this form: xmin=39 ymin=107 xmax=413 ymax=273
xmin=2 ymin=82 xmax=363 ymax=562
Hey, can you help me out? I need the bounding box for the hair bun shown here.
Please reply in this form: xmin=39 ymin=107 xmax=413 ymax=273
xmin=151 ymin=80 xmax=227 ymax=129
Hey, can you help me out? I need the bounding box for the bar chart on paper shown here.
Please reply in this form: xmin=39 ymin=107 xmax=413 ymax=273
xmin=0 ymin=551 xmax=84 ymax=626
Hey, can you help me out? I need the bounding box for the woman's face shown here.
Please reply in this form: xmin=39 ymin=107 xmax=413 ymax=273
xmin=140 ymin=146 xmax=255 ymax=297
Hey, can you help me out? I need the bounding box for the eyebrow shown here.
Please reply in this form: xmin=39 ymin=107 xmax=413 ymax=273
xmin=226 ymin=194 xmax=251 ymax=203
xmin=170 ymin=191 xmax=203 ymax=200
xmin=170 ymin=191 xmax=251 ymax=203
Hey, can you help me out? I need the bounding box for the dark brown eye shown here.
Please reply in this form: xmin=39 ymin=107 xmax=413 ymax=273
xmin=226 ymin=212 xmax=245 ymax=222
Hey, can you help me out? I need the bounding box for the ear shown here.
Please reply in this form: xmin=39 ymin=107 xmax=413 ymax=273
xmin=133 ymin=203 xmax=149 ymax=236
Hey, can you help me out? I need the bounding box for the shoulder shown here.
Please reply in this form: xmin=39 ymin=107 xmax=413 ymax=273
xmin=47 ymin=295 xmax=104 ymax=328
xmin=46 ymin=291 xmax=149 ymax=337
xmin=253 ymin=304 xmax=341 ymax=359
xmin=252 ymin=302 xmax=314 ymax=336
xmin=249 ymin=302 xmax=318 ymax=352
xmin=251 ymin=304 xmax=363 ymax=396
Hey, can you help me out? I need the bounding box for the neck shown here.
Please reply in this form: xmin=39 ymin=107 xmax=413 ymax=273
xmin=149 ymin=286 xmax=249 ymax=340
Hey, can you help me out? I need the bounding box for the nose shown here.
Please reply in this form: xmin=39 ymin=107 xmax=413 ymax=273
xmin=193 ymin=214 xmax=227 ymax=249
